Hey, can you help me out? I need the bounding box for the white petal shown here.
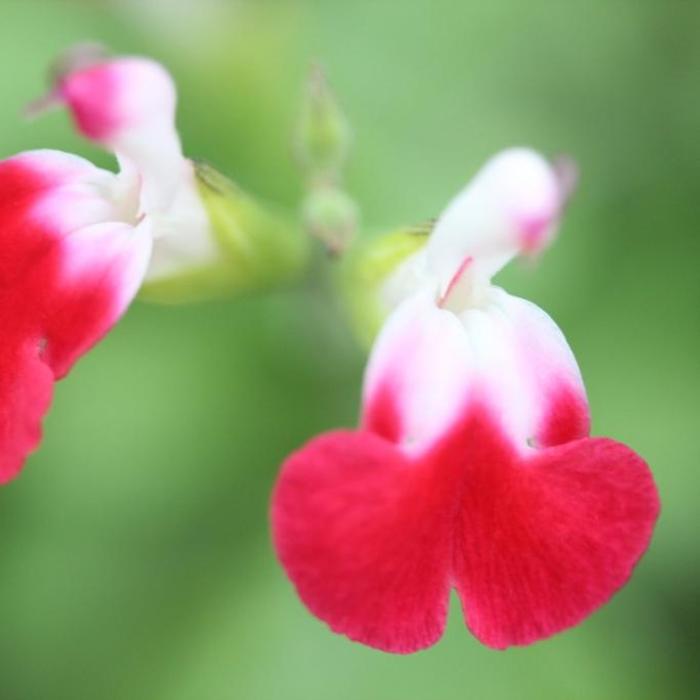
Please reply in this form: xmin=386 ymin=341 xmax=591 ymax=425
xmin=426 ymin=148 xmax=562 ymax=298
xmin=362 ymin=287 xmax=589 ymax=456
xmin=15 ymin=150 xmax=137 ymax=233
xmin=144 ymin=160 xmax=219 ymax=282
xmin=363 ymin=291 xmax=475 ymax=455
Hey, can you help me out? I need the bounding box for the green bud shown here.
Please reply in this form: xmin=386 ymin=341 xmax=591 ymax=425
xmin=295 ymin=64 xmax=351 ymax=183
xmin=302 ymin=185 xmax=359 ymax=256
xmin=338 ymin=222 xmax=431 ymax=346
xmin=139 ymin=162 xmax=310 ymax=304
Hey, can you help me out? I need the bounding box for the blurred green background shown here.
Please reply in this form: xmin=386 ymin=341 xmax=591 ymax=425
xmin=0 ymin=1 xmax=698 ymax=698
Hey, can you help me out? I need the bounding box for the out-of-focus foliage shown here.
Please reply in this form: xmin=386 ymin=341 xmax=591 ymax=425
xmin=0 ymin=1 xmax=697 ymax=699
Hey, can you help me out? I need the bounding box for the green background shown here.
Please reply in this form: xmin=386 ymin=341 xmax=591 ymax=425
xmin=0 ymin=1 xmax=697 ymax=698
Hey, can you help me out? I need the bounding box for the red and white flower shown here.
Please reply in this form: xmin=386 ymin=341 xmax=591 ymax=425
xmin=45 ymin=45 xmax=216 ymax=283
xmin=0 ymin=49 xmax=212 ymax=482
xmin=271 ymin=149 xmax=660 ymax=652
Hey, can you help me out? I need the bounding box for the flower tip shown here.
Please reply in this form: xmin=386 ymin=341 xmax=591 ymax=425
xmin=48 ymin=41 xmax=111 ymax=85
xmin=486 ymin=148 xmax=566 ymax=256
xmin=34 ymin=42 xmax=178 ymax=149
xmin=515 ymin=153 xmax=578 ymax=256
xmin=551 ymin=153 xmax=579 ymax=207
xmin=25 ymin=43 xmax=110 ymax=122
xmin=23 ymin=90 xmax=60 ymax=121
xmin=517 ymin=213 xmax=555 ymax=256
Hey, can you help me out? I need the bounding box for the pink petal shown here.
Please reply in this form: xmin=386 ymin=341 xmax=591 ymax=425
xmin=0 ymin=151 xmax=150 ymax=481
xmin=58 ymin=57 xmax=176 ymax=146
xmin=57 ymin=56 xmax=183 ymax=212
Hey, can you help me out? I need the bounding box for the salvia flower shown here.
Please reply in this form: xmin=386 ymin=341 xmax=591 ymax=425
xmin=35 ymin=44 xmax=215 ymax=279
xmin=0 ymin=45 xmax=288 ymax=481
xmin=0 ymin=48 xmax=209 ymax=483
xmin=271 ymin=148 xmax=660 ymax=652
xmin=37 ymin=44 xmax=309 ymax=304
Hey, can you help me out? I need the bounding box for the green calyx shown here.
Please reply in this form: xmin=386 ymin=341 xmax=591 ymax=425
xmin=338 ymin=222 xmax=431 ymax=347
xmin=139 ymin=162 xmax=310 ymax=304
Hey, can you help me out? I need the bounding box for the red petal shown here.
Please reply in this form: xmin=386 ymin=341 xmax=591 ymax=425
xmin=272 ymin=430 xmax=454 ymax=653
xmin=452 ymin=414 xmax=659 ymax=649
xmin=537 ymin=382 xmax=590 ymax=447
xmin=272 ymin=403 xmax=659 ymax=652
xmin=361 ymin=382 xmax=402 ymax=443
xmin=0 ymin=153 xmax=149 ymax=481
xmin=0 ymin=340 xmax=54 ymax=482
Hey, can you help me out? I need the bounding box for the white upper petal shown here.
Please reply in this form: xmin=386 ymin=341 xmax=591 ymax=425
xmin=425 ymin=148 xmax=562 ymax=296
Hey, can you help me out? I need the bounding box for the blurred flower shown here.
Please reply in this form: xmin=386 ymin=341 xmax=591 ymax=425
xmin=31 ymin=43 xmax=308 ymax=303
xmin=0 ymin=150 xmax=150 ymax=482
xmin=271 ymin=149 xmax=660 ymax=653
xmin=0 ymin=44 xmax=307 ymax=481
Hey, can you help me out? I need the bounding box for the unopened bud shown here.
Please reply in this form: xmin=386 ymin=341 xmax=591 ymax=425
xmin=295 ymin=64 xmax=351 ymax=184
xmin=302 ymin=186 xmax=359 ymax=257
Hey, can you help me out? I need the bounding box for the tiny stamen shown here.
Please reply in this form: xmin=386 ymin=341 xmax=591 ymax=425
xmin=438 ymin=255 xmax=473 ymax=308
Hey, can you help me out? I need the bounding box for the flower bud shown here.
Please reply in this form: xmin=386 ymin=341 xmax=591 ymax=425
xmin=302 ymin=185 xmax=359 ymax=257
xmin=295 ymin=65 xmax=351 ymax=183
xmin=139 ymin=162 xmax=310 ymax=303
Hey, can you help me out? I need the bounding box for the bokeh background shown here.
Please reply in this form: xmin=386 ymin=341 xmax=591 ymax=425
xmin=0 ymin=1 xmax=698 ymax=698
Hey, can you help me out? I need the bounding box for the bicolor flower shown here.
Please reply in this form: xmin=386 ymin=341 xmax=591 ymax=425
xmin=38 ymin=44 xmax=309 ymax=304
xmin=0 ymin=46 xmax=309 ymax=482
xmin=271 ymin=149 xmax=660 ymax=652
